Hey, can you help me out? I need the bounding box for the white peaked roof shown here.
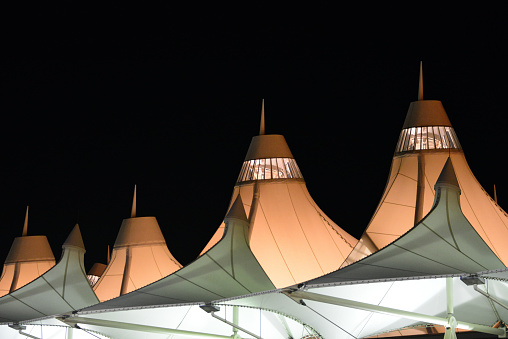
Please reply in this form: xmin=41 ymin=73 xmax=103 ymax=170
xmin=345 ymin=64 xmax=508 ymax=266
xmin=201 ymin=101 xmax=358 ymax=288
xmin=81 ymin=194 xmax=275 ymax=312
xmin=49 ymin=161 xmax=508 ymax=339
xmin=310 ymin=158 xmax=505 ymax=285
xmin=218 ymin=160 xmax=508 ymax=338
xmin=0 ymin=224 xmax=99 ymax=324
xmin=50 ymin=196 xmax=309 ymax=339
xmin=93 ymin=187 xmax=182 ymax=301
xmin=0 ymin=208 xmax=55 ymax=297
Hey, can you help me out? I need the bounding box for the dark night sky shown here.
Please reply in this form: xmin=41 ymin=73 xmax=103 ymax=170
xmin=1 ymin=8 xmax=508 ymax=270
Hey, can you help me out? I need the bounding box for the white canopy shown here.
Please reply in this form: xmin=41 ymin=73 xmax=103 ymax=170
xmin=82 ymin=194 xmax=275 ymax=313
xmin=201 ymin=102 xmax=357 ymax=288
xmin=0 ymin=224 xmax=98 ymax=324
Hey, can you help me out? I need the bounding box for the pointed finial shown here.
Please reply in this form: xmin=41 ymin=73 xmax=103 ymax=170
xmin=107 ymin=245 xmax=111 ymax=264
xmin=494 ymin=184 xmax=498 ymax=204
xmin=418 ymin=61 xmax=423 ymax=101
xmin=62 ymin=223 xmax=85 ymax=250
xmin=259 ymin=99 xmax=265 ymax=135
xmin=22 ymin=206 xmax=29 ymax=236
xmin=131 ymin=184 xmax=137 ymax=218
xmin=435 ymin=157 xmax=460 ymax=190
xmin=225 ymin=194 xmax=248 ymax=222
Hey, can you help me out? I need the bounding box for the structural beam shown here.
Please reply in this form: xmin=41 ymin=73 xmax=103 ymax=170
xmin=285 ymin=290 xmax=506 ymax=337
xmin=59 ymin=316 xmax=233 ymax=339
xmin=211 ymin=312 xmax=262 ymax=339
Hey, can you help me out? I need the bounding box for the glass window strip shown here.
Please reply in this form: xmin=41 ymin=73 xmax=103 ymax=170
xmin=395 ymin=131 xmax=403 ymax=153
xmin=237 ymin=162 xmax=247 ymax=182
xmin=422 ymin=127 xmax=428 ymax=150
xmin=277 ymin=158 xmax=286 ymax=178
xmin=451 ymin=128 xmax=461 ymax=148
xmin=237 ymin=157 xmax=304 ymax=183
xmin=396 ymin=126 xmax=461 ymax=153
xmin=290 ymin=159 xmax=298 ymax=178
xmin=396 ymin=130 xmax=404 ymax=153
xmin=294 ymin=160 xmax=303 ymax=178
xmin=401 ymin=129 xmax=409 ymax=152
xmin=434 ymin=126 xmax=443 ymax=149
xmin=439 ymin=126 xmax=449 ymax=148
xmin=271 ymin=158 xmax=278 ymax=179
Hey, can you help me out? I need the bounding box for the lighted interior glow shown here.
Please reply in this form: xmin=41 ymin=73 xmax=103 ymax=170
xmin=87 ymin=275 xmax=100 ymax=287
xmin=237 ymin=157 xmax=303 ymax=183
xmin=395 ymin=126 xmax=461 ymax=153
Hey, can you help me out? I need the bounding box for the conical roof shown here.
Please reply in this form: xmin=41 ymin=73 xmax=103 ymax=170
xmin=4 ymin=208 xmax=55 ymax=264
xmin=0 ymin=225 xmax=99 ymax=324
xmin=82 ymin=192 xmax=275 ymax=313
xmin=224 ymin=193 xmax=248 ymax=222
xmin=344 ymin=62 xmax=508 ymax=267
xmin=435 ymin=157 xmax=460 ymax=190
xmin=244 ymin=134 xmax=294 ymax=161
xmin=202 ymin=101 xmax=357 ymax=288
xmin=62 ymin=223 xmax=85 ymax=251
xmin=402 ymin=62 xmax=452 ymax=129
xmin=93 ymin=187 xmax=182 ymax=301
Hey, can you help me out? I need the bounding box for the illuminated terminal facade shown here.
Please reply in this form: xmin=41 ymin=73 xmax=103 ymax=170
xmin=1 ymin=64 xmax=508 ymax=338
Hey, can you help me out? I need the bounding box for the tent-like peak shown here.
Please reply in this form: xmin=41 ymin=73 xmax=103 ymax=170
xmin=435 ymin=157 xmax=460 ymax=190
xmin=395 ymin=63 xmax=461 ymax=153
xmin=225 ymin=194 xmax=248 ymax=222
xmin=237 ymin=103 xmax=303 ymax=183
xmin=402 ymin=100 xmax=452 ymax=129
xmin=5 ymin=236 xmax=55 ymax=264
xmin=62 ymin=223 xmax=85 ymax=251
xmin=244 ymin=134 xmax=294 ymax=161
xmin=403 ymin=61 xmax=452 ymax=128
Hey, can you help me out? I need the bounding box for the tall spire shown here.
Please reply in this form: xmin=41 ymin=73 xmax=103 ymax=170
xmin=418 ymin=61 xmax=423 ymax=101
xmin=131 ymin=185 xmax=137 ymax=218
xmin=22 ymin=206 xmax=29 ymax=236
xmin=259 ymin=99 xmax=265 ymax=135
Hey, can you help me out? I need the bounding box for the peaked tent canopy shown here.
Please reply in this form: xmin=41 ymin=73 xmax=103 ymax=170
xmin=0 ymin=224 xmax=99 ymax=324
xmin=201 ymin=100 xmax=358 ymax=288
xmin=219 ymin=160 xmax=508 ymax=338
xmin=81 ymin=193 xmax=275 ymax=313
xmin=93 ymin=186 xmax=182 ymax=301
xmin=0 ymin=207 xmax=55 ymax=297
xmin=344 ymin=63 xmax=508 ymax=267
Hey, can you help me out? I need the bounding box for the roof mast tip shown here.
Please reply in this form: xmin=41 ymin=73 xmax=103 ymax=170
xmin=131 ymin=184 xmax=137 ymax=218
xmin=418 ymin=61 xmax=423 ymax=101
xmin=259 ymin=99 xmax=265 ymax=135
xmin=22 ymin=205 xmax=29 ymax=236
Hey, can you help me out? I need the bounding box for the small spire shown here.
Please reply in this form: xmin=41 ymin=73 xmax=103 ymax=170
xmin=435 ymin=157 xmax=460 ymax=190
xmin=62 ymin=223 xmax=85 ymax=250
xmin=131 ymin=184 xmax=137 ymax=218
xmin=494 ymin=184 xmax=498 ymax=204
xmin=259 ymin=99 xmax=265 ymax=135
xmin=22 ymin=206 xmax=29 ymax=236
xmin=225 ymin=194 xmax=248 ymax=222
xmin=107 ymin=245 xmax=111 ymax=264
xmin=418 ymin=61 xmax=423 ymax=101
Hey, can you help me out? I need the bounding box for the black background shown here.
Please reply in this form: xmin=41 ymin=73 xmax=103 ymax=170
xmin=1 ymin=6 xmax=507 ymax=270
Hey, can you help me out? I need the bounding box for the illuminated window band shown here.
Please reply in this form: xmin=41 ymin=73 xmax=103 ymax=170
xmin=395 ymin=126 xmax=461 ymax=153
xmin=237 ymin=158 xmax=303 ymax=183
xmin=87 ymin=275 xmax=100 ymax=287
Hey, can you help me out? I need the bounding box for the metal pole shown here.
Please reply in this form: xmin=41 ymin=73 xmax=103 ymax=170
xmin=60 ymin=316 xmax=233 ymax=339
xmin=286 ymin=290 xmax=505 ymax=336
xmin=211 ymin=312 xmax=262 ymax=339
xmin=233 ymin=305 xmax=239 ymax=337
xmin=66 ymin=326 xmax=74 ymax=339
xmin=446 ymin=277 xmax=454 ymax=317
